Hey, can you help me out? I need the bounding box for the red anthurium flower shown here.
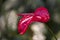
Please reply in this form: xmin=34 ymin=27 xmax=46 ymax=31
xmin=17 ymin=7 xmax=50 ymax=35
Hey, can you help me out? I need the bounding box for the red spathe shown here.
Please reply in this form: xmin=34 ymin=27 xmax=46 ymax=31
xmin=18 ymin=7 xmax=50 ymax=35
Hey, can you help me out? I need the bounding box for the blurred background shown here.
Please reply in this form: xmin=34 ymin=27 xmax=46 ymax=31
xmin=0 ymin=0 xmax=60 ymax=40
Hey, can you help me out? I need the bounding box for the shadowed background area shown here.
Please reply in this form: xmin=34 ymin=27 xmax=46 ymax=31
xmin=0 ymin=0 xmax=60 ymax=40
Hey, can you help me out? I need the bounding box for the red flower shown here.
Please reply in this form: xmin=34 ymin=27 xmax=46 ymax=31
xmin=17 ymin=7 xmax=50 ymax=35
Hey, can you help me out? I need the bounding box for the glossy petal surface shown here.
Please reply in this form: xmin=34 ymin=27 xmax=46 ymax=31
xmin=18 ymin=7 xmax=50 ymax=35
